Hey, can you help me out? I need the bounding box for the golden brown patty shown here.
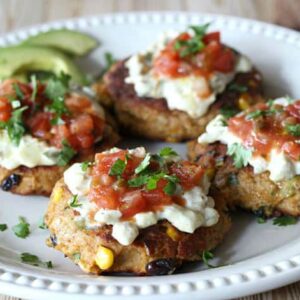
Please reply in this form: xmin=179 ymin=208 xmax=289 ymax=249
xmin=187 ymin=141 xmax=300 ymax=217
xmin=0 ymin=125 xmax=119 ymax=196
xmin=93 ymin=60 xmax=264 ymax=142
xmin=45 ymin=178 xmax=231 ymax=275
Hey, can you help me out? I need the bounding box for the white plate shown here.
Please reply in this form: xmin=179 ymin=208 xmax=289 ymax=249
xmin=1 ymin=12 xmax=300 ymax=300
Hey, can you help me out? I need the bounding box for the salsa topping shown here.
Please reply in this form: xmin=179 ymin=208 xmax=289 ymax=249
xmin=153 ymin=24 xmax=236 ymax=78
xmin=228 ymin=98 xmax=300 ymax=161
xmin=0 ymin=74 xmax=105 ymax=165
xmin=88 ymin=147 xmax=204 ymax=220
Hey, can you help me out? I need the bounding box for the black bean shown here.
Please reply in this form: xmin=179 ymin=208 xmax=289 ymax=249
xmin=146 ymin=258 xmax=178 ymax=276
xmin=1 ymin=174 xmax=22 ymax=191
xmin=50 ymin=234 xmax=57 ymax=247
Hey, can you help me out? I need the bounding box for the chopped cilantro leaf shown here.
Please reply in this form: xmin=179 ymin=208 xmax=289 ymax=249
xmin=0 ymin=224 xmax=7 ymax=231
xmin=109 ymin=158 xmax=127 ymax=177
xmin=127 ymin=174 xmax=149 ymax=187
xmin=227 ymin=143 xmax=251 ymax=169
xmin=273 ymin=216 xmax=297 ymax=226
xmin=81 ymin=161 xmax=93 ymax=172
xmin=30 ymin=75 xmax=38 ymax=101
xmin=12 ymin=216 xmax=30 ymax=239
xmin=257 ymin=217 xmax=266 ymax=224
xmin=220 ymin=106 xmax=239 ymax=119
xmin=69 ymin=195 xmax=82 ymax=208
xmin=99 ymin=52 xmax=116 ymax=78
xmin=44 ymin=72 xmax=70 ymax=99
xmin=228 ymin=83 xmax=248 ymax=93
xmin=159 ymin=147 xmax=178 ymax=157
xmin=174 ymin=23 xmax=209 ymax=57
xmin=135 ymin=153 xmax=151 ymax=174
xmin=21 ymin=252 xmax=53 ymax=268
xmin=163 ymin=180 xmax=177 ymax=195
xmin=202 ymin=250 xmax=216 ymax=268
xmin=3 ymin=106 xmax=28 ymax=145
xmin=57 ymin=140 xmax=77 ymax=166
xmin=285 ymin=124 xmax=300 ymax=137
xmin=189 ymin=23 xmax=210 ymax=36
xmin=13 ymin=83 xmax=24 ymax=100
xmin=48 ymin=96 xmax=69 ymax=125
xmin=38 ymin=216 xmax=47 ymax=230
xmin=72 ymin=252 xmax=81 ymax=262
xmin=246 ymin=110 xmax=264 ymax=119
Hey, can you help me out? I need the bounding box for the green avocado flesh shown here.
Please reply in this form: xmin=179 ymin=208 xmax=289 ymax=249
xmin=22 ymin=29 xmax=98 ymax=56
xmin=0 ymin=46 xmax=85 ymax=84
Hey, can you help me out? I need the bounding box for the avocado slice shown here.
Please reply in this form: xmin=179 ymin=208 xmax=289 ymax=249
xmin=22 ymin=29 xmax=98 ymax=56
xmin=0 ymin=45 xmax=85 ymax=84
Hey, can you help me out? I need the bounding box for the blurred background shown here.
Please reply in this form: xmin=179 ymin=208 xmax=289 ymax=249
xmin=0 ymin=0 xmax=300 ymax=35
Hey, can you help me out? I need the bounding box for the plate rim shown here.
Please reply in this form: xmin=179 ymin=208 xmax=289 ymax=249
xmin=1 ymin=11 xmax=300 ymax=299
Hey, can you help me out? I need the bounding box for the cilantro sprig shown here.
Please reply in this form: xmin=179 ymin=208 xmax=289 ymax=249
xmin=21 ymin=252 xmax=53 ymax=269
xmin=174 ymin=23 xmax=209 ymax=57
xmin=12 ymin=216 xmax=30 ymax=239
xmin=202 ymin=250 xmax=216 ymax=268
xmin=227 ymin=143 xmax=251 ymax=169
xmin=273 ymin=216 xmax=297 ymax=226
xmin=109 ymin=158 xmax=127 ymax=177
xmin=0 ymin=224 xmax=8 ymax=232
xmin=285 ymin=124 xmax=300 ymax=137
xmin=69 ymin=195 xmax=82 ymax=208
xmin=57 ymin=140 xmax=77 ymax=166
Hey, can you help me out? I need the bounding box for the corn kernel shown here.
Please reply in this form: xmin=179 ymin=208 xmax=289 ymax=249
xmin=238 ymin=96 xmax=250 ymax=110
xmin=95 ymin=245 xmax=114 ymax=270
xmin=52 ymin=188 xmax=62 ymax=203
xmin=205 ymin=168 xmax=215 ymax=180
xmin=166 ymin=226 xmax=180 ymax=241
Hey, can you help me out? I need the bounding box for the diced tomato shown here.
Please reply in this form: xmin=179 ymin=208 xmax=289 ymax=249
xmin=282 ymin=141 xmax=300 ymax=161
xmin=94 ymin=150 xmax=127 ymax=174
xmin=27 ymin=112 xmax=51 ymax=138
xmin=169 ymin=162 xmax=204 ymax=189
xmin=120 ymin=190 xmax=146 ymax=219
xmin=70 ymin=114 xmax=94 ymax=135
xmin=203 ymin=32 xmax=220 ymax=44
xmin=89 ymin=186 xmax=119 ymax=210
xmin=0 ymin=97 xmax=11 ymax=122
xmin=213 ymin=48 xmax=235 ymax=73
xmin=51 ymin=124 xmax=73 ymax=148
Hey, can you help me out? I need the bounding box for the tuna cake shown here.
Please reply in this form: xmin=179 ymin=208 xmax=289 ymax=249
xmin=0 ymin=76 xmax=118 ymax=196
xmin=45 ymin=147 xmax=231 ymax=275
xmin=188 ymin=97 xmax=300 ymax=217
xmin=94 ymin=24 xmax=264 ymax=142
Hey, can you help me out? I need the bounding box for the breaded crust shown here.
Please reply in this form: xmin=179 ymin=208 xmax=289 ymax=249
xmin=0 ymin=125 xmax=119 ymax=196
xmin=187 ymin=140 xmax=300 ymax=217
xmin=93 ymin=60 xmax=264 ymax=142
xmin=45 ymin=179 xmax=231 ymax=275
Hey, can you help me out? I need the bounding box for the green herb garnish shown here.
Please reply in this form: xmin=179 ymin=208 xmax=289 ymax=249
xmin=99 ymin=52 xmax=116 ymax=78
xmin=109 ymin=158 xmax=127 ymax=177
xmin=13 ymin=83 xmax=24 ymax=100
xmin=159 ymin=147 xmax=178 ymax=157
xmin=72 ymin=252 xmax=81 ymax=262
xmin=12 ymin=217 xmax=30 ymax=239
xmin=135 ymin=153 xmax=151 ymax=174
xmin=81 ymin=161 xmax=93 ymax=172
xmin=0 ymin=224 xmax=8 ymax=231
xmin=21 ymin=252 xmax=53 ymax=268
xmin=285 ymin=124 xmax=300 ymax=137
xmin=174 ymin=23 xmax=209 ymax=57
xmin=44 ymin=72 xmax=71 ymax=100
xmin=273 ymin=216 xmax=297 ymax=226
xmin=227 ymin=143 xmax=251 ymax=169
xmin=30 ymin=75 xmax=38 ymax=101
xmin=48 ymin=96 xmax=69 ymax=125
xmin=220 ymin=106 xmax=239 ymax=119
xmin=38 ymin=216 xmax=47 ymax=230
xmin=202 ymin=250 xmax=216 ymax=268
xmin=57 ymin=140 xmax=77 ymax=166
xmin=69 ymin=195 xmax=82 ymax=208
xmin=257 ymin=217 xmax=266 ymax=224
xmin=228 ymin=83 xmax=248 ymax=93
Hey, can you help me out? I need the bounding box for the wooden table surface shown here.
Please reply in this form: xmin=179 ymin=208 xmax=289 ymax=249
xmin=1 ymin=0 xmax=300 ymax=299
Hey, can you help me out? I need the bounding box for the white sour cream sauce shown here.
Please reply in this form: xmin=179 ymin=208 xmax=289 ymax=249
xmin=0 ymin=130 xmax=60 ymax=169
xmin=63 ymin=148 xmax=220 ymax=246
xmin=125 ymin=31 xmax=252 ymax=118
xmin=198 ymin=97 xmax=300 ymax=182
